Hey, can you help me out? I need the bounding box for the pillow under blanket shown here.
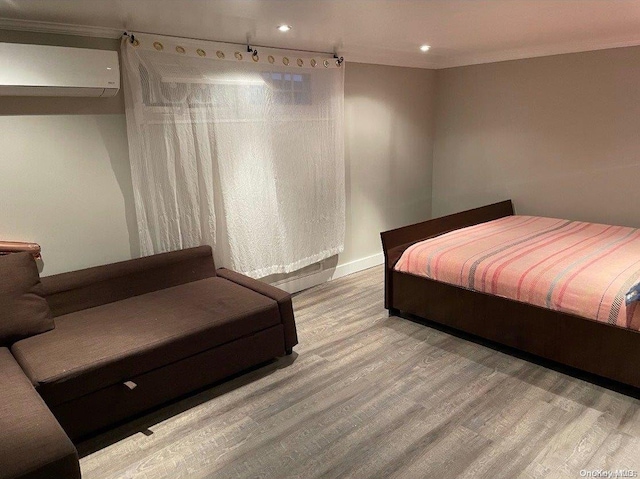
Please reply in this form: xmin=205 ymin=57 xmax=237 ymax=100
xmin=0 ymin=252 xmax=54 ymax=346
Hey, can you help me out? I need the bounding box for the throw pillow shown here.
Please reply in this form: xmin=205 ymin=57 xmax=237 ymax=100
xmin=0 ymin=252 xmax=54 ymax=346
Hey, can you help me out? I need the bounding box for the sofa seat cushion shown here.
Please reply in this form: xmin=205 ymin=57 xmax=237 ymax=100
xmin=11 ymin=277 xmax=280 ymax=406
xmin=0 ymin=348 xmax=80 ymax=479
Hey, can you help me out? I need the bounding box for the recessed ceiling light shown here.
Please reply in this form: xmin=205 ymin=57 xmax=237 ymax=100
xmin=420 ymin=44 xmax=431 ymax=52
xmin=278 ymin=25 xmax=292 ymax=32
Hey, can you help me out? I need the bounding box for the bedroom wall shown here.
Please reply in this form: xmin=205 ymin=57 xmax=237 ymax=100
xmin=0 ymin=30 xmax=436 ymax=279
xmin=431 ymin=46 xmax=640 ymax=228
xmin=0 ymin=30 xmax=137 ymax=276
xmin=342 ymin=63 xmax=435 ymax=266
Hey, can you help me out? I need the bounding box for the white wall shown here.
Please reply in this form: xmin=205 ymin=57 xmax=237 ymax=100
xmin=432 ymin=46 xmax=640 ymax=228
xmin=0 ymin=31 xmax=138 ymax=275
xmin=0 ymin=114 xmax=137 ymax=275
xmin=0 ymin=31 xmax=436 ymax=282
xmin=343 ymin=63 xmax=435 ymax=263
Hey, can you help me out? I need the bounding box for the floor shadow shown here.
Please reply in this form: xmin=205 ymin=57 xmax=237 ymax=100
xmin=76 ymin=352 xmax=298 ymax=458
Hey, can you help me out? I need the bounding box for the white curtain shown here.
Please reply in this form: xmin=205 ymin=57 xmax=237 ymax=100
xmin=121 ymin=33 xmax=345 ymax=278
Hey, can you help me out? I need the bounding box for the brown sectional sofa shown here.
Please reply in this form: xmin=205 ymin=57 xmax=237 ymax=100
xmin=0 ymin=348 xmax=80 ymax=479
xmin=0 ymin=246 xmax=297 ymax=479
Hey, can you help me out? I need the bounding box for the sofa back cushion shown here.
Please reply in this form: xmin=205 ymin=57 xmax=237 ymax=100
xmin=41 ymin=245 xmax=216 ymax=317
xmin=0 ymin=252 xmax=54 ymax=346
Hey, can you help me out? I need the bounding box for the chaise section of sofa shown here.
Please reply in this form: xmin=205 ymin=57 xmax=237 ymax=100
xmin=9 ymin=246 xmax=298 ymax=441
xmin=0 ymin=348 xmax=80 ymax=479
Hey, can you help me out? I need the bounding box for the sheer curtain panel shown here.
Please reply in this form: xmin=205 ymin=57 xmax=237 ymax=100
xmin=121 ymin=33 xmax=345 ymax=278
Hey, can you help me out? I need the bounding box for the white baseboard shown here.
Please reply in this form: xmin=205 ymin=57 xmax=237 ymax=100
xmin=270 ymin=252 xmax=384 ymax=294
xmin=332 ymin=252 xmax=385 ymax=280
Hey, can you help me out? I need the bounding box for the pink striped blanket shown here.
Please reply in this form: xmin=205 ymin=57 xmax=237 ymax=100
xmin=394 ymin=216 xmax=640 ymax=331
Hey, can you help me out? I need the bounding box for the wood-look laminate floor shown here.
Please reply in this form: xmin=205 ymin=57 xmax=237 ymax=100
xmin=78 ymin=266 xmax=640 ymax=479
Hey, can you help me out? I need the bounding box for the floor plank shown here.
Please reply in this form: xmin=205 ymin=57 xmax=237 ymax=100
xmin=79 ymin=266 xmax=640 ymax=479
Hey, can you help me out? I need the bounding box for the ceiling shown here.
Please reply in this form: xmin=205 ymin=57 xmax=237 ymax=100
xmin=1 ymin=0 xmax=640 ymax=69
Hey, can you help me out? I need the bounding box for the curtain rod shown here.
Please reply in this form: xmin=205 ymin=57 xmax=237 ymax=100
xmin=123 ymin=31 xmax=343 ymax=63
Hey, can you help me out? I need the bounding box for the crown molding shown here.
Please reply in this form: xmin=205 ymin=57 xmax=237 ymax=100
xmin=345 ymin=51 xmax=439 ymax=70
xmin=0 ymin=17 xmax=123 ymax=39
xmin=436 ymin=37 xmax=640 ymax=69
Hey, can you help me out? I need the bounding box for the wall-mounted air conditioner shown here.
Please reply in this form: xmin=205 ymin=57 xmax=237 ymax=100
xmin=0 ymin=42 xmax=120 ymax=97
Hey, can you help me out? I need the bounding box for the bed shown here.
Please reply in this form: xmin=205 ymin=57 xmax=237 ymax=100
xmin=381 ymin=200 xmax=640 ymax=390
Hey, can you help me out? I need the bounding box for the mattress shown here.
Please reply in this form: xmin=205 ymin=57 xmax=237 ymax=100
xmin=394 ymin=215 xmax=640 ymax=331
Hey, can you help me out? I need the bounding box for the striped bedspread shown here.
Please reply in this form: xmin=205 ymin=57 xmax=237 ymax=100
xmin=394 ymin=215 xmax=640 ymax=331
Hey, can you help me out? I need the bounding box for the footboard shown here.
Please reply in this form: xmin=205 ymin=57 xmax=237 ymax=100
xmin=380 ymin=200 xmax=514 ymax=311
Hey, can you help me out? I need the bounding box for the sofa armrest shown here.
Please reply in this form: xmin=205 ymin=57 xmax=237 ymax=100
xmin=0 ymin=348 xmax=80 ymax=479
xmin=216 ymin=268 xmax=298 ymax=351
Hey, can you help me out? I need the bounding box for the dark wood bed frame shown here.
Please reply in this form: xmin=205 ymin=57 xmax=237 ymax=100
xmin=381 ymin=200 xmax=640 ymax=391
